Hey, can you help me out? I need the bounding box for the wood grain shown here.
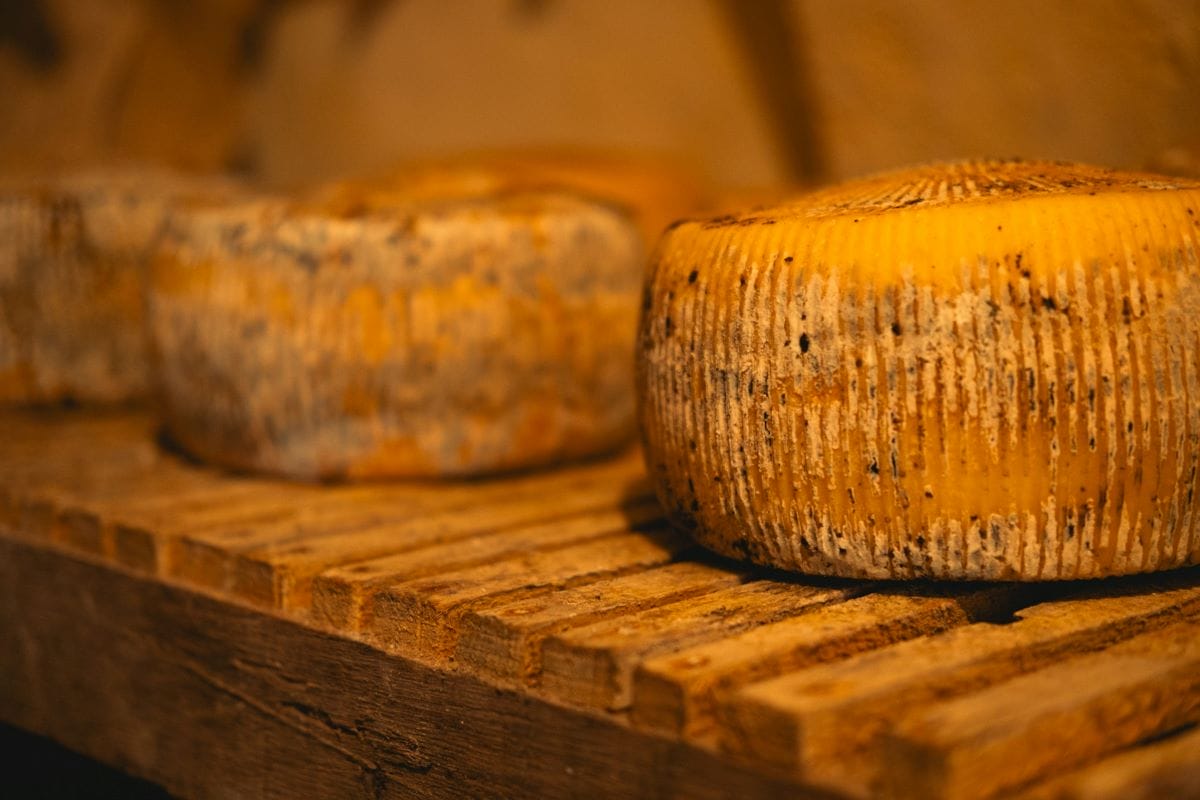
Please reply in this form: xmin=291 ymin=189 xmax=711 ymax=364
xmin=311 ymin=501 xmax=664 ymax=631
xmin=1 ymin=409 xmax=1198 ymax=799
xmin=720 ymin=574 xmax=1200 ymax=796
xmin=1017 ymin=724 xmax=1200 ymax=800
xmin=882 ymin=623 xmax=1200 ymax=799
xmin=455 ymin=560 xmax=747 ymax=688
xmin=368 ymin=528 xmax=690 ymax=662
xmin=0 ymin=536 xmax=808 ymax=800
xmin=539 ymin=580 xmax=858 ymax=712
xmin=630 ymin=585 xmax=1029 ymax=739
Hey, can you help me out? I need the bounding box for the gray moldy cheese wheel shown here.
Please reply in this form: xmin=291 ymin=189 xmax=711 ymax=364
xmin=0 ymin=167 xmax=234 ymax=404
xmin=637 ymin=159 xmax=1200 ymax=580
xmin=149 ymin=183 xmax=644 ymax=480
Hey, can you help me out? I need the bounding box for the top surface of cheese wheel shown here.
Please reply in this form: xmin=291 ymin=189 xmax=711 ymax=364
xmin=320 ymin=149 xmax=709 ymax=245
xmin=151 ymin=175 xmax=644 ymax=481
xmin=638 ymin=159 xmax=1200 ymax=581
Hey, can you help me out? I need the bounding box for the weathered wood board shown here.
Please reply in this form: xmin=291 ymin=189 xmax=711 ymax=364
xmin=0 ymin=409 xmax=1197 ymax=799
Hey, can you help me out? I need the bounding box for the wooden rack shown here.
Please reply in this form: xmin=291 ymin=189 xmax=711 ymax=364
xmin=1 ymin=409 xmax=1197 ymax=799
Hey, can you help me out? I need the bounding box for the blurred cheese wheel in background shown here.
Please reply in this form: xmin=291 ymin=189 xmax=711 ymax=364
xmin=638 ymin=159 xmax=1200 ymax=580
xmin=149 ymin=174 xmax=644 ymax=480
xmin=0 ymin=167 xmax=236 ymax=405
xmin=324 ymin=149 xmax=711 ymax=248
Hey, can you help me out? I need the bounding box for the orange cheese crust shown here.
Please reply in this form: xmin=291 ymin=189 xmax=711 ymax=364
xmin=150 ymin=182 xmax=644 ymax=480
xmin=0 ymin=167 xmax=235 ymax=404
xmin=637 ymin=159 xmax=1200 ymax=580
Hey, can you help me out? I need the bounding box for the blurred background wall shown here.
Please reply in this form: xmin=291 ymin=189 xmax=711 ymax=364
xmin=2 ymin=0 xmax=1198 ymax=188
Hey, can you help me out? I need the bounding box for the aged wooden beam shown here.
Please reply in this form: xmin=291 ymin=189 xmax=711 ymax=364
xmin=0 ymin=536 xmax=807 ymax=800
xmin=1 ymin=409 xmax=1198 ymax=798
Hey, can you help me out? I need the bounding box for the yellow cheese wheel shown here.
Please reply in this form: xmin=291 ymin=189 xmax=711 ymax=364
xmin=150 ymin=178 xmax=644 ymax=480
xmin=0 ymin=167 xmax=234 ymax=404
xmin=637 ymin=159 xmax=1200 ymax=580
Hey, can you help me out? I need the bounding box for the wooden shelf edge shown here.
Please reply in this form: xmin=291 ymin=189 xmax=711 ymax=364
xmin=0 ymin=533 xmax=824 ymax=800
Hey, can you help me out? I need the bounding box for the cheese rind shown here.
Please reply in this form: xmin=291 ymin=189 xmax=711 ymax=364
xmin=150 ymin=187 xmax=644 ymax=480
xmin=333 ymin=150 xmax=708 ymax=246
xmin=637 ymin=159 xmax=1200 ymax=580
xmin=0 ymin=168 xmax=232 ymax=404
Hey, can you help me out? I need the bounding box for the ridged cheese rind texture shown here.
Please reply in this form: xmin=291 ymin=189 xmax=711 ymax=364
xmin=637 ymin=160 xmax=1200 ymax=580
xmin=150 ymin=189 xmax=643 ymax=480
xmin=0 ymin=168 xmax=234 ymax=404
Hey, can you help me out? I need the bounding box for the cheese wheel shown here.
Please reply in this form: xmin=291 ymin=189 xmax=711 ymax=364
xmin=637 ymin=159 xmax=1200 ymax=580
xmin=0 ymin=167 xmax=235 ymax=404
xmin=149 ymin=182 xmax=644 ymax=480
xmin=334 ymin=149 xmax=709 ymax=246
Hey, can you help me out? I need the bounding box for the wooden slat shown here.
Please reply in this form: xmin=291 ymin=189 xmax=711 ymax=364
xmin=880 ymin=623 xmax=1200 ymax=800
xmin=45 ymin=464 xmax=251 ymax=556
xmin=108 ymin=479 xmax=311 ymax=574
xmin=0 ymin=418 xmax=165 ymax=540
xmin=455 ymin=560 xmax=749 ymax=687
xmin=368 ymin=528 xmax=690 ymax=662
xmin=101 ymin=480 xmax=317 ymax=572
xmin=538 ymin=580 xmax=860 ymax=712
xmin=1019 ymin=724 xmax=1200 ymax=800
xmin=629 ymin=585 xmax=1030 ymax=739
xmin=310 ymin=500 xmax=665 ymax=631
xmin=227 ymin=476 xmax=654 ymax=610
xmin=167 ymin=481 xmax=498 ymax=592
xmin=174 ymin=450 xmax=648 ymax=592
xmin=112 ymin=450 xmax=642 ymax=579
xmin=3 ymin=409 xmax=1200 ymax=800
xmin=0 ymin=535 xmax=808 ymax=800
xmin=719 ymin=572 xmax=1200 ymax=797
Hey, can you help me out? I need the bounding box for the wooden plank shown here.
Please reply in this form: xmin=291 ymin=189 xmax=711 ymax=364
xmin=41 ymin=464 xmax=246 ymax=556
xmin=227 ymin=476 xmax=655 ymax=611
xmin=367 ymin=528 xmax=691 ymax=662
xmin=1018 ymin=724 xmax=1200 ymax=800
xmin=0 ymin=418 xmax=165 ymax=541
xmin=719 ymin=571 xmax=1200 ymax=796
xmin=629 ymin=585 xmax=1030 ymax=739
xmin=538 ymin=580 xmax=860 ymax=713
xmin=174 ymin=450 xmax=648 ymax=590
xmin=105 ymin=481 xmax=319 ymax=574
xmin=0 ymin=533 xmax=812 ymax=800
xmin=310 ymin=500 xmax=665 ymax=631
xmin=108 ymin=480 xmax=313 ymax=574
xmin=4 ymin=410 xmax=1200 ymax=799
xmin=0 ymin=410 xmax=150 ymax=457
xmin=455 ymin=561 xmax=749 ymax=688
xmin=167 ymin=481 xmax=493 ymax=592
xmin=113 ymin=445 xmax=642 ymax=580
xmin=880 ymin=623 xmax=1200 ymax=800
